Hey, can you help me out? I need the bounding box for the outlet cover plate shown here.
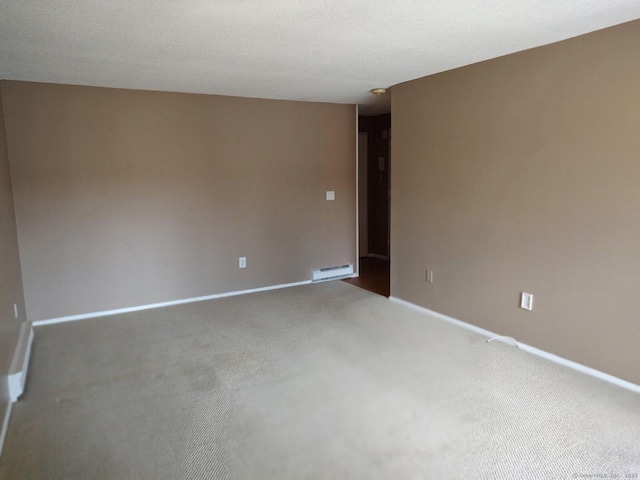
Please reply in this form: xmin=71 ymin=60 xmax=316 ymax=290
xmin=520 ymin=292 xmax=533 ymax=311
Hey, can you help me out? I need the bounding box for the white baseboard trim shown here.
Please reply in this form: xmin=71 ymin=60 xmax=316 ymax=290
xmin=389 ymin=296 xmax=640 ymax=394
xmin=33 ymin=280 xmax=313 ymax=327
xmin=0 ymin=393 xmax=12 ymax=458
xmin=8 ymin=323 xmax=34 ymax=402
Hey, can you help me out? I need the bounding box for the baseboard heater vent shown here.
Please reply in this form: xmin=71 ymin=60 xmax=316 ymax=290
xmin=312 ymin=264 xmax=354 ymax=282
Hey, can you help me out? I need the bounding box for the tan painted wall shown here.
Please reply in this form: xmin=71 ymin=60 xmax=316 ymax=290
xmin=391 ymin=20 xmax=640 ymax=384
xmin=1 ymin=82 xmax=356 ymax=321
xmin=0 ymin=85 xmax=26 ymax=392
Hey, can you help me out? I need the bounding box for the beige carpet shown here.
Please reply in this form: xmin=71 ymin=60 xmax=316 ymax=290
xmin=1 ymin=281 xmax=639 ymax=479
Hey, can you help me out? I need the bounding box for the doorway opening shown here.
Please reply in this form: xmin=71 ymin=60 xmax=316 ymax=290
xmin=344 ymin=113 xmax=391 ymax=297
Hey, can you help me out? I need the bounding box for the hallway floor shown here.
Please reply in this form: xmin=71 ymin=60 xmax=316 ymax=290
xmin=343 ymin=256 xmax=390 ymax=297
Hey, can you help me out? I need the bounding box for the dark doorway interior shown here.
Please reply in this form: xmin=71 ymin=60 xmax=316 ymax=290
xmin=344 ymin=113 xmax=391 ymax=296
xmin=359 ymin=113 xmax=390 ymax=259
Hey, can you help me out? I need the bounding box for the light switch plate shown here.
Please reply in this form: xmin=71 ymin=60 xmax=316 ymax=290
xmin=326 ymin=191 xmax=335 ymax=201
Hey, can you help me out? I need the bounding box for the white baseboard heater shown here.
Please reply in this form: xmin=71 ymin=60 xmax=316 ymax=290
xmin=8 ymin=322 xmax=33 ymax=402
xmin=312 ymin=264 xmax=354 ymax=282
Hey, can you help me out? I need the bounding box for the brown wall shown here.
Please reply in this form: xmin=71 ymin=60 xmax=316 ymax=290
xmin=1 ymin=82 xmax=356 ymax=321
xmin=391 ymin=20 xmax=640 ymax=384
xmin=0 ymin=84 xmax=26 ymax=407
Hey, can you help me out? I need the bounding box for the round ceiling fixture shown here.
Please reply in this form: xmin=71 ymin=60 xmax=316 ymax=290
xmin=370 ymin=88 xmax=388 ymax=95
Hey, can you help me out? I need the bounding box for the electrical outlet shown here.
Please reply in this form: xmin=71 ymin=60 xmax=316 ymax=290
xmin=14 ymin=303 xmax=18 ymax=319
xmin=426 ymin=269 xmax=433 ymax=283
xmin=239 ymin=257 xmax=246 ymax=269
xmin=520 ymin=292 xmax=533 ymax=311
xmin=326 ymin=191 xmax=335 ymax=201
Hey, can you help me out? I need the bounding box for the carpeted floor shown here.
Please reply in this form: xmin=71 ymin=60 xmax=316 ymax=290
xmin=1 ymin=281 xmax=639 ymax=479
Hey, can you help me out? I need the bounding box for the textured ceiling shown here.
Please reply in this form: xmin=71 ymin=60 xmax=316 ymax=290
xmin=1 ymin=1 xmax=639 ymax=115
